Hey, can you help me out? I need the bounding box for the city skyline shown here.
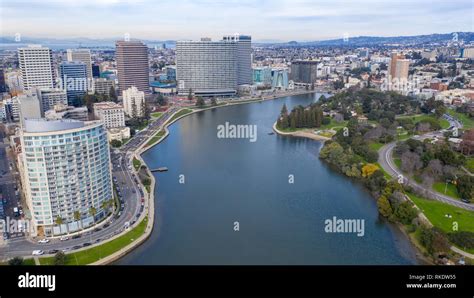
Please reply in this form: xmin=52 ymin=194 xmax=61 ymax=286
xmin=1 ymin=0 xmax=472 ymax=41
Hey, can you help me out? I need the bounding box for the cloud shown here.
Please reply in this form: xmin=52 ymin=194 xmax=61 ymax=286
xmin=1 ymin=0 xmax=472 ymax=40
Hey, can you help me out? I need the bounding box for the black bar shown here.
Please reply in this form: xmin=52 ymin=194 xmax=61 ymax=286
xmin=0 ymin=266 xmax=472 ymax=297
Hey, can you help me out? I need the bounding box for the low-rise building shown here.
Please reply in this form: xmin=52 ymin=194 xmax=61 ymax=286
xmin=45 ymin=104 xmax=89 ymax=121
xmin=93 ymin=101 xmax=125 ymax=128
xmin=122 ymin=86 xmax=145 ymax=118
xmin=107 ymin=126 xmax=131 ymax=143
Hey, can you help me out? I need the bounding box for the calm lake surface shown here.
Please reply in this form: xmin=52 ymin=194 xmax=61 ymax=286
xmin=117 ymin=93 xmax=418 ymax=265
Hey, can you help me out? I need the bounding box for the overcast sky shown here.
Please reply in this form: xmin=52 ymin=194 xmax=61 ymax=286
xmin=1 ymin=0 xmax=472 ymax=41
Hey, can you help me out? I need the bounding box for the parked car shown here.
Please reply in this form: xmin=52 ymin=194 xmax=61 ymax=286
xmin=82 ymin=242 xmax=92 ymax=247
xmin=38 ymin=239 xmax=50 ymax=244
xmin=71 ymin=234 xmax=81 ymax=239
xmin=48 ymin=249 xmax=59 ymax=254
xmin=32 ymin=250 xmax=44 ymax=256
xmin=59 ymin=236 xmax=69 ymax=241
xmin=72 ymin=245 xmax=82 ymax=250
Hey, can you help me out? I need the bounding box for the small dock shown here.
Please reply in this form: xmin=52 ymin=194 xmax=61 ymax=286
xmin=150 ymin=167 xmax=168 ymax=172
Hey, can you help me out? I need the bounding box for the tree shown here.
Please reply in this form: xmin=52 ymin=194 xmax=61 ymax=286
xmin=156 ymin=94 xmax=167 ymax=106
xmin=393 ymin=201 xmax=418 ymax=225
xmin=53 ymin=251 xmax=67 ymax=265
xmin=55 ymin=215 xmax=68 ymax=234
xmin=89 ymin=207 xmax=97 ymax=223
xmin=141 ymin=100 xmax=150 ymax=121
xmin=131 ymin=99 xmax=137 ymax=119
xmin=73 ymin=211 xmax=82 ymax=230
xmin=8 ymin=257 xmax=24 ymax=266
xmin=456 ymin=175 xmax=473 ymax=202
xmin=377 ymin=196 xmax=393 ymax=218
xmin=110 ymin=140 xmax=122 ymax=148
xmin=420 ymin=227 xmax=449 ymax=254
xmin=109 ymin=86 xmax=117 ymax=102
xmin=196 ymin=97 xmax=205 ymax=108
xmin=210 ymin=98 xmax=217 ymax=106
xmin=401 ymin=151 xmax=422 ymax=174
xmin=187 ymin=88 xmax=193 ymax=101
xmin=362 ymin=163 xmax=379 ymax=178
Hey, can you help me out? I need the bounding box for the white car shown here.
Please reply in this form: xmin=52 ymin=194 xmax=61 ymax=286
xmin=32 ymin=250 xmax=44 ymax=256
xmin=59 ymin=236 xmax=69 ymax=241
xmin=38 ymin=239 xmax=50 ymax=244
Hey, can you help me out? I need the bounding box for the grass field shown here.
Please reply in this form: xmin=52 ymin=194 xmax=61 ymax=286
xmin=151 ymin=112 xmax=163 ymax=118
xmin=396 ymin=114 xmax=449 ymax=129
xmin=408 ymin=193 xmax=474 ymax=233
xmin=369 ymin=142 xmax=384 ymax=151
xmin=433 ymin=181 xmax=460 ymax=199
xmin=465 ymin=157 xmax=474 ymax=174
xmin=394 ymin=157 xmax=401 ymax=169
xmin=39 ymin=217 xmax=148 ymax=265
xmin=447 ymin=109 xmax=474 ymax=129
xmin=145 ymin=130 xmax=166 ymax=147
xmin=320 ymin=119 xmax=348 ymax=131
xmin=132 ymin=157 xmax=141 ymax=171
xmin=168 ymin=109 xmax=192 ymax=124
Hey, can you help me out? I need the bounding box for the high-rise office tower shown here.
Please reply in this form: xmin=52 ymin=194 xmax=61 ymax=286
xmin=67 ymin=49 xmax=92 ymax=79
xmin=92 ymin=64 xmax=101 ymax=78
xmin=18 ymin=119 xmax=113 ymax=236
xmin=18 ymin=45 xmax=55 ymax=90
xmin=223 ymin=34 xmax=252 ymax=85
xmin=0 ymin=67 xmax=6 ymax=93
xmin=115 ymin=40 xmax=150 ymax=93
xmin=67 ymin=49 xmax=93 ymax=80
xmin=176 ymin=35 xmax=251 ymax=97
xmin=59 ymin=61 xmax=88 ymax=106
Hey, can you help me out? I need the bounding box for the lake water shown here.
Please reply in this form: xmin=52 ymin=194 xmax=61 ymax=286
xmin=117 ymin=93 xmax=418 ymax=265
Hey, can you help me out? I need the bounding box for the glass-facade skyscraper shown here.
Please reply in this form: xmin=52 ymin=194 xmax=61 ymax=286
xmin=59 ymin=61 xmax=88 ymax=106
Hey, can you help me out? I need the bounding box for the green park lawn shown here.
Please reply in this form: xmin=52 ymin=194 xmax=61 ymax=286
xmin=465 ymin=157 xmax=474 ymax=174
xmin=396 ymin=114 xmax=449 ymax=129
xmin=168 ymin=109 xmax=192 ymax=124
xmin=320 ymin=119 xmax=348 ymax=131
xmin=145 ymin=130 xmax=166 ymax=147
xmin=369 ymin=142 xmax=384 ymax=151
xmin=408 ymin=193 xmax=474 ymax=233
xmin=151 ymin=112 xmax=163 ymax=118
xmin=394 ymin=157 xmax=401 ymax=169
xmin=132 ymin=157 xmax=141 ymax=171
xmin=432 ymin=181 xmax=460 ymax=199
xmin=39 ymin=217 xmax=148 ymax=265
xmin=447 ymin=110 xmax=474 ymax=129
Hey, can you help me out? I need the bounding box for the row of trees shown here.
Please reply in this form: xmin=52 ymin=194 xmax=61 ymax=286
xmin=276 ymin=104 xmax=325 ymax=130
xmin=54 ymin=200 xmax=114 ymax=233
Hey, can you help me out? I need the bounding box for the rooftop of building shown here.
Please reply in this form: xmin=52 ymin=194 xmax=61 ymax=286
xmin=93 ymin=101 xmax=123 ymax=110
xmin=23 ymin=119 xmax=102 ymax=133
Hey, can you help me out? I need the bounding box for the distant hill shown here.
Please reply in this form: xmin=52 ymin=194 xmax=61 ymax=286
xmin=270 ymin=32 xmax=474 ymax=47
xmin=1 ymin=32 xmax=473 ymax=49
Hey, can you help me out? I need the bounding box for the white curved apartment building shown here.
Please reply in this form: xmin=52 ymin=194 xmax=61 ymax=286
xmin=18 ymin=119 xmax=113 ymax=236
